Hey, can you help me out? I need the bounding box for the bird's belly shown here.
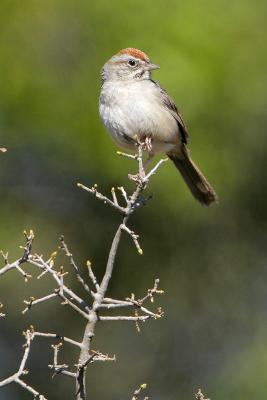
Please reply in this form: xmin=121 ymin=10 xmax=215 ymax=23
xmin=100 ymin=102 xmax=137 ymax=150
xmin=100 ymin=84 xmax=180 ymax=153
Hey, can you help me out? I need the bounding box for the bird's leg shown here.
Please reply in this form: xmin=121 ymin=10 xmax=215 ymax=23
xmin=142 ymin=136 xmax=154 ymax=171
xmin=144 ymin=136 xmax=153 ymax=154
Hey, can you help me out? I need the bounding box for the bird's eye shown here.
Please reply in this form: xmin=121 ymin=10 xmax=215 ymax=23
xmin=128 ymin=59 xmax=137 ymax=67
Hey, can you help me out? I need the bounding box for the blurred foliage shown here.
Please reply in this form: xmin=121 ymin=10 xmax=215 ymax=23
xmin=1 ymin=0 xmax=267 ymax=399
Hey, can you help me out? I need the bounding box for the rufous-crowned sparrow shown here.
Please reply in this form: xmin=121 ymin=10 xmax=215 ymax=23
xmin=99 ymin=48 xmax=217 ymax=206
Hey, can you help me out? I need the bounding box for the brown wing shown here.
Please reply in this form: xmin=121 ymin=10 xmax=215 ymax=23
xmin=150 ymin=80 xmax=189 ymax=144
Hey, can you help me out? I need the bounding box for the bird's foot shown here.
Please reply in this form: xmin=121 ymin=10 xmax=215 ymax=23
xmin=140 ymin=136 xmax=153 ymax=154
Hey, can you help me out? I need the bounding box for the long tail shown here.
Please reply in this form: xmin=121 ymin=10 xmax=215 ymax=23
xmin=168 ymin=147 xmax=218 ymax=206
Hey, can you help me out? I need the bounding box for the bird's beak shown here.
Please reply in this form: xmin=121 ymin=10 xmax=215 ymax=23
xmin=146 ymin=62 xmax=160 ymax=71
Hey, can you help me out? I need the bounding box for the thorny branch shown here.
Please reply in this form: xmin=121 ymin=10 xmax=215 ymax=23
xmin=0 ymin=146 xmax=166 ymax=400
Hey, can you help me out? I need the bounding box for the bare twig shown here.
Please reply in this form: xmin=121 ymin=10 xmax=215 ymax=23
xmin=29 ymin=255 xmax=91 ymax=312
xmin=117 ymin=186 xmax=129 ymax=205
xmin=89 ymin=350 xmax=116 ymax=363
xmin=77 ymin=350 xmax=115 ymax=370
xmin=86 ymin=260 xmax=99 ymax=291
xmin=60 ymin=236 xmax=94 ymax=298
xmin=132 ymin=383 xmax=149 ymax=400
xmin=145 ymin=158 xmax=168 ymax=180
xmin=22 ymin=293 xmax=57 ymax=314
xmin=99 ymin=315 xmax=152 ymax=321
xmin=0 ymin=230 xmax=34 ymax=280
xmin=0 ymin=302 xmax=5 ymax=318
xmin=33 ymin=330 xmax=82 ymax=349
xmin=195 ymin=388 xmax=210 ymax=400
xmin=121 ymin=224 xmax=143 ymax=255
xmin=117 ymin=150 xmax=138 ymax=160
xmin=138 ymin=279 xmax=164 ymax=303
xmin=48 ymin=343 xmax=77 ymax=379
xmin=111 ymin=186 xmax=119 ymax=206
xmin=77 ymin=183 xmax=126 ymax=214
xmin=0 ymin=330 xmax=48 ymax=399
xmin=55 ymin=288 xmax=90 ymax=320
xmin=100 ymin=280 xmax=164 ymax=321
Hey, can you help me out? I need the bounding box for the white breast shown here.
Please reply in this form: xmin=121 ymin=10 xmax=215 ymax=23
xmin=99 ymin=80 xmax=180 ymax=153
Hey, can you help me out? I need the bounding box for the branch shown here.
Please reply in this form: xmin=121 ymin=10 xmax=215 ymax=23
xmin=0 ymin=230 xmax=34 ymax=280
xmin=121 ymin=224 xmax=143 ymax=255
xmin=75 ymin=146 xmax=166 ymax=399
xmin=33 ymin=330 xmax=82 ymax=349
xmin=0 ymin=302 xmax=5 ymax=318
xmin=195 ymin=388 xmax=210 ymax=400
xmin=55 ymin=288 xmax=90 ymax=320
xmin=28 ymin=255 xmax=91 ymax=312
xmin=0 ymin=330 xmax=48 ymax=399
xmin=48 ymin=343 xmax=77 ymax=379
xmin=22 ymin=293 xmax=57 ymax=314
xmin=77 ymin=183 xmax=126 ymax=214
xmin=86 ymin=261 xmax=100 ymax=291
xmin=60 ymin=236 xmax=95 ymax=298
xmin=1 ymin=146 xmax=166 ymax=400
xmin=132 ymin=383 xmax=149 ymax=400
xmin=102 ymin=279 xmax=164 ymax=319
xmin=99 ymin=315 xmax=152 ymax=321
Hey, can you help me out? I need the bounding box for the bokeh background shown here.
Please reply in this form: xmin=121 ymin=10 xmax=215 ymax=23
xmin=1 ymin=0 xmax=267 ymax=399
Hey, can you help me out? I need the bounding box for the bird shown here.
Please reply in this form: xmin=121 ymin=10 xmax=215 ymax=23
xmin=99 ymin=48 xmax=217 ymax=206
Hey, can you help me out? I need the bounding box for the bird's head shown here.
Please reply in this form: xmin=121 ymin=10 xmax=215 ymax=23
xmin=101 ymin=48 xmax=159 ymax=83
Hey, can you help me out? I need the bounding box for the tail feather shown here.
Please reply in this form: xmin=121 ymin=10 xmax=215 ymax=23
xmin=168 ymin=148 xmax=218 ymax=206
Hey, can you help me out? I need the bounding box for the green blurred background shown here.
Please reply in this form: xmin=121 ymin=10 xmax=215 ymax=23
xmin=1 ymin=0 xmax=267 ymax=398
